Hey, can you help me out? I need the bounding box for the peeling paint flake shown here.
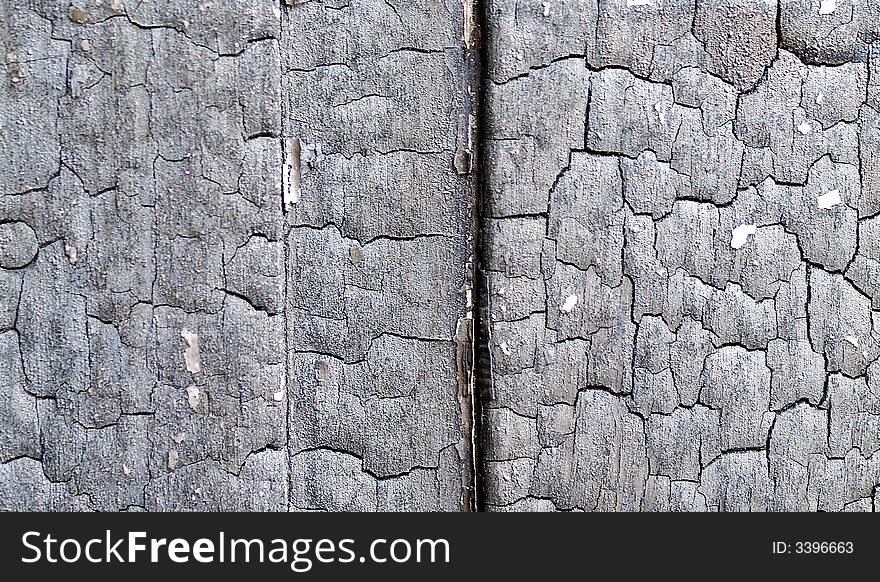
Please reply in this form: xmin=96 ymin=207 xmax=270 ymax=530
xmin=181 ymin=329 xmax=201 ymax=373
xmin=818 ymin=0 xmax=836 ymax=15
xmin=797 ymin=122 xmax=812 ymax=134
xmin=817 ymin=189 xmax=842 ymax=210
xmin=186 ymin=385 xmax=201 ymax=410
xmin=560 ymin=293 xmax=579 ymax=313
xmin=730 ymin=224 xmax=757 ymax=249
xmin=167 ymin=450 xmax=179 ymax=471
xmin=282 ymin=137 xmax=302 ymax=208
xmin=654 ymin=101 xmax=666 ymax=124
xmin=64 ymin=244 xmax=78 ymax=264
xmin=844 ymin=335 xmax=860 ymax=348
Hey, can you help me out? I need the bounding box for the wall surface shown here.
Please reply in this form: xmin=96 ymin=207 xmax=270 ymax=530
xmin=2 ymin=0 xmax=880 ymax=512
xmin=480 ymin=0 xmax=880 ymax=511
xmin=0 ymin=0 xmax=476 ymax=511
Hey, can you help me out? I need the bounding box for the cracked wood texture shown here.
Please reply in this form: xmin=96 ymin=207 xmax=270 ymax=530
xmin=4 ymin=0 xmax=880 ymax=515
xmin=0 ymin=0 xmax=476 ymax=511
xmin=480 ymin=0 xmax=880 ymax=511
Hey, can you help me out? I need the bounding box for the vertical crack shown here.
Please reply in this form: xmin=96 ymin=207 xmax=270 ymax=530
xmin=470 ymin=0 xmax=491 ymax=512
xmin=277 ymin=0 xmax=292 ymax=512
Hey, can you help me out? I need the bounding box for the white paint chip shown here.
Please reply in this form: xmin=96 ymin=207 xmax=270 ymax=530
xmin=845 ymin=335 xmax=860 ymax=347
xmin=186 ymin=385 xmax=201 ymax=410
xmin=731 ymin=224 xmax=757 ymax=249
xmin=123 ymin=463 xmax=131 ymax=476
xmin=654 ymin=101 xmax=666 ymax=124
xmin=816 ymin=92 xmax=825 ymax=104
xmin=167 ymin=450 xmax=179 ymax=471
xmin=542 ymin=2 xmax=550 ymax=16
xmin=797 ymin=122 xmax=812 ymax=134
xmin=64 ymin=244 xmax=78 ymax=264
xmin=273 ymin=6 xmax=281 ymax=18
xmin=181 ymin=329 xmax=201 ymax=373
xmin=817 ymin=189 xmax=842 ymax=209
xmin=560 ymin=294 xmax=579 ymax=313
xmin=819 ymin=0 xmax=836 ymax=15
xmin=499 ymin=341 xmax=511 ymax=356
xmin=273 ymin=389 xmax=285 ymax=402
xmin=283 ymin=138 xmax=302 ymax=207
xmin=464 ymin=0 xmax=474 ymax=48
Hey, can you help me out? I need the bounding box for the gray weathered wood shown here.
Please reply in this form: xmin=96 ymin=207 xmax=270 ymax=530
xmin=481 ymin=0 xmax=880 ymax=512
xmin=0 ymin=0 xmax=477 ymax=511
xmin=4 ymin=0 xmax=880 ymax=513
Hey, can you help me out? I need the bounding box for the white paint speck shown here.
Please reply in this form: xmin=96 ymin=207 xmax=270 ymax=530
xmin=64 ymin=244 xmax=78 ymax=264
xmin=797 ymin=122 xmax=812 ymax=134
xmin=817 ymin=189 xmax=842 ymax=209
xmin=181 ymin=329 xmax=201 ymax=373
xmin=627 ymin=0 xmax=653 ymax=6
xmin=819 ymin=0 xmax=836 ymax=15
xmin=123 ymin=463 xmax=131 ymax=476
xmin=816 ymin=92 xmax=825 ymax=104
xmin=499 ymin=341 xmax=511 ymax=356
xmin=186 ymin=385 xmax=200 ymax=410
xmin=273 ymin=389 xmax=284 ymax=402
xmin=283 ymin=138 xmax=302 ymax=206
xmin=845 ymin=335 xmax=860 ymax=347
xmin=167 ymin=450 xmax=179 ymax=471
xmin=542 ymin=2 xmax=550 ymax=16
xmin=560 ymin=294 xmax=579 ymax=313
xmin=654 ymin=101 xmax=666 ymax=124
xmin=730 ymin=224 xmax=757 ymax=249
xmin=273 ymin=6 xmax=281 ymax=18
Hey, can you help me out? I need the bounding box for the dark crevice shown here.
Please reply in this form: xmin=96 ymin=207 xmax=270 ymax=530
xmin=471 ymin=0 xmax=491 ymax=513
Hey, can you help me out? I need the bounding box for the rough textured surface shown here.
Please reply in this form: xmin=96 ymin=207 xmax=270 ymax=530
xmin=0 ymin=0 xmax=477 ymax=511
xmin=5 ymin=0 xmax=880 ymax=513
xmin=481 ymin=0 xmax=880 ymax=512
